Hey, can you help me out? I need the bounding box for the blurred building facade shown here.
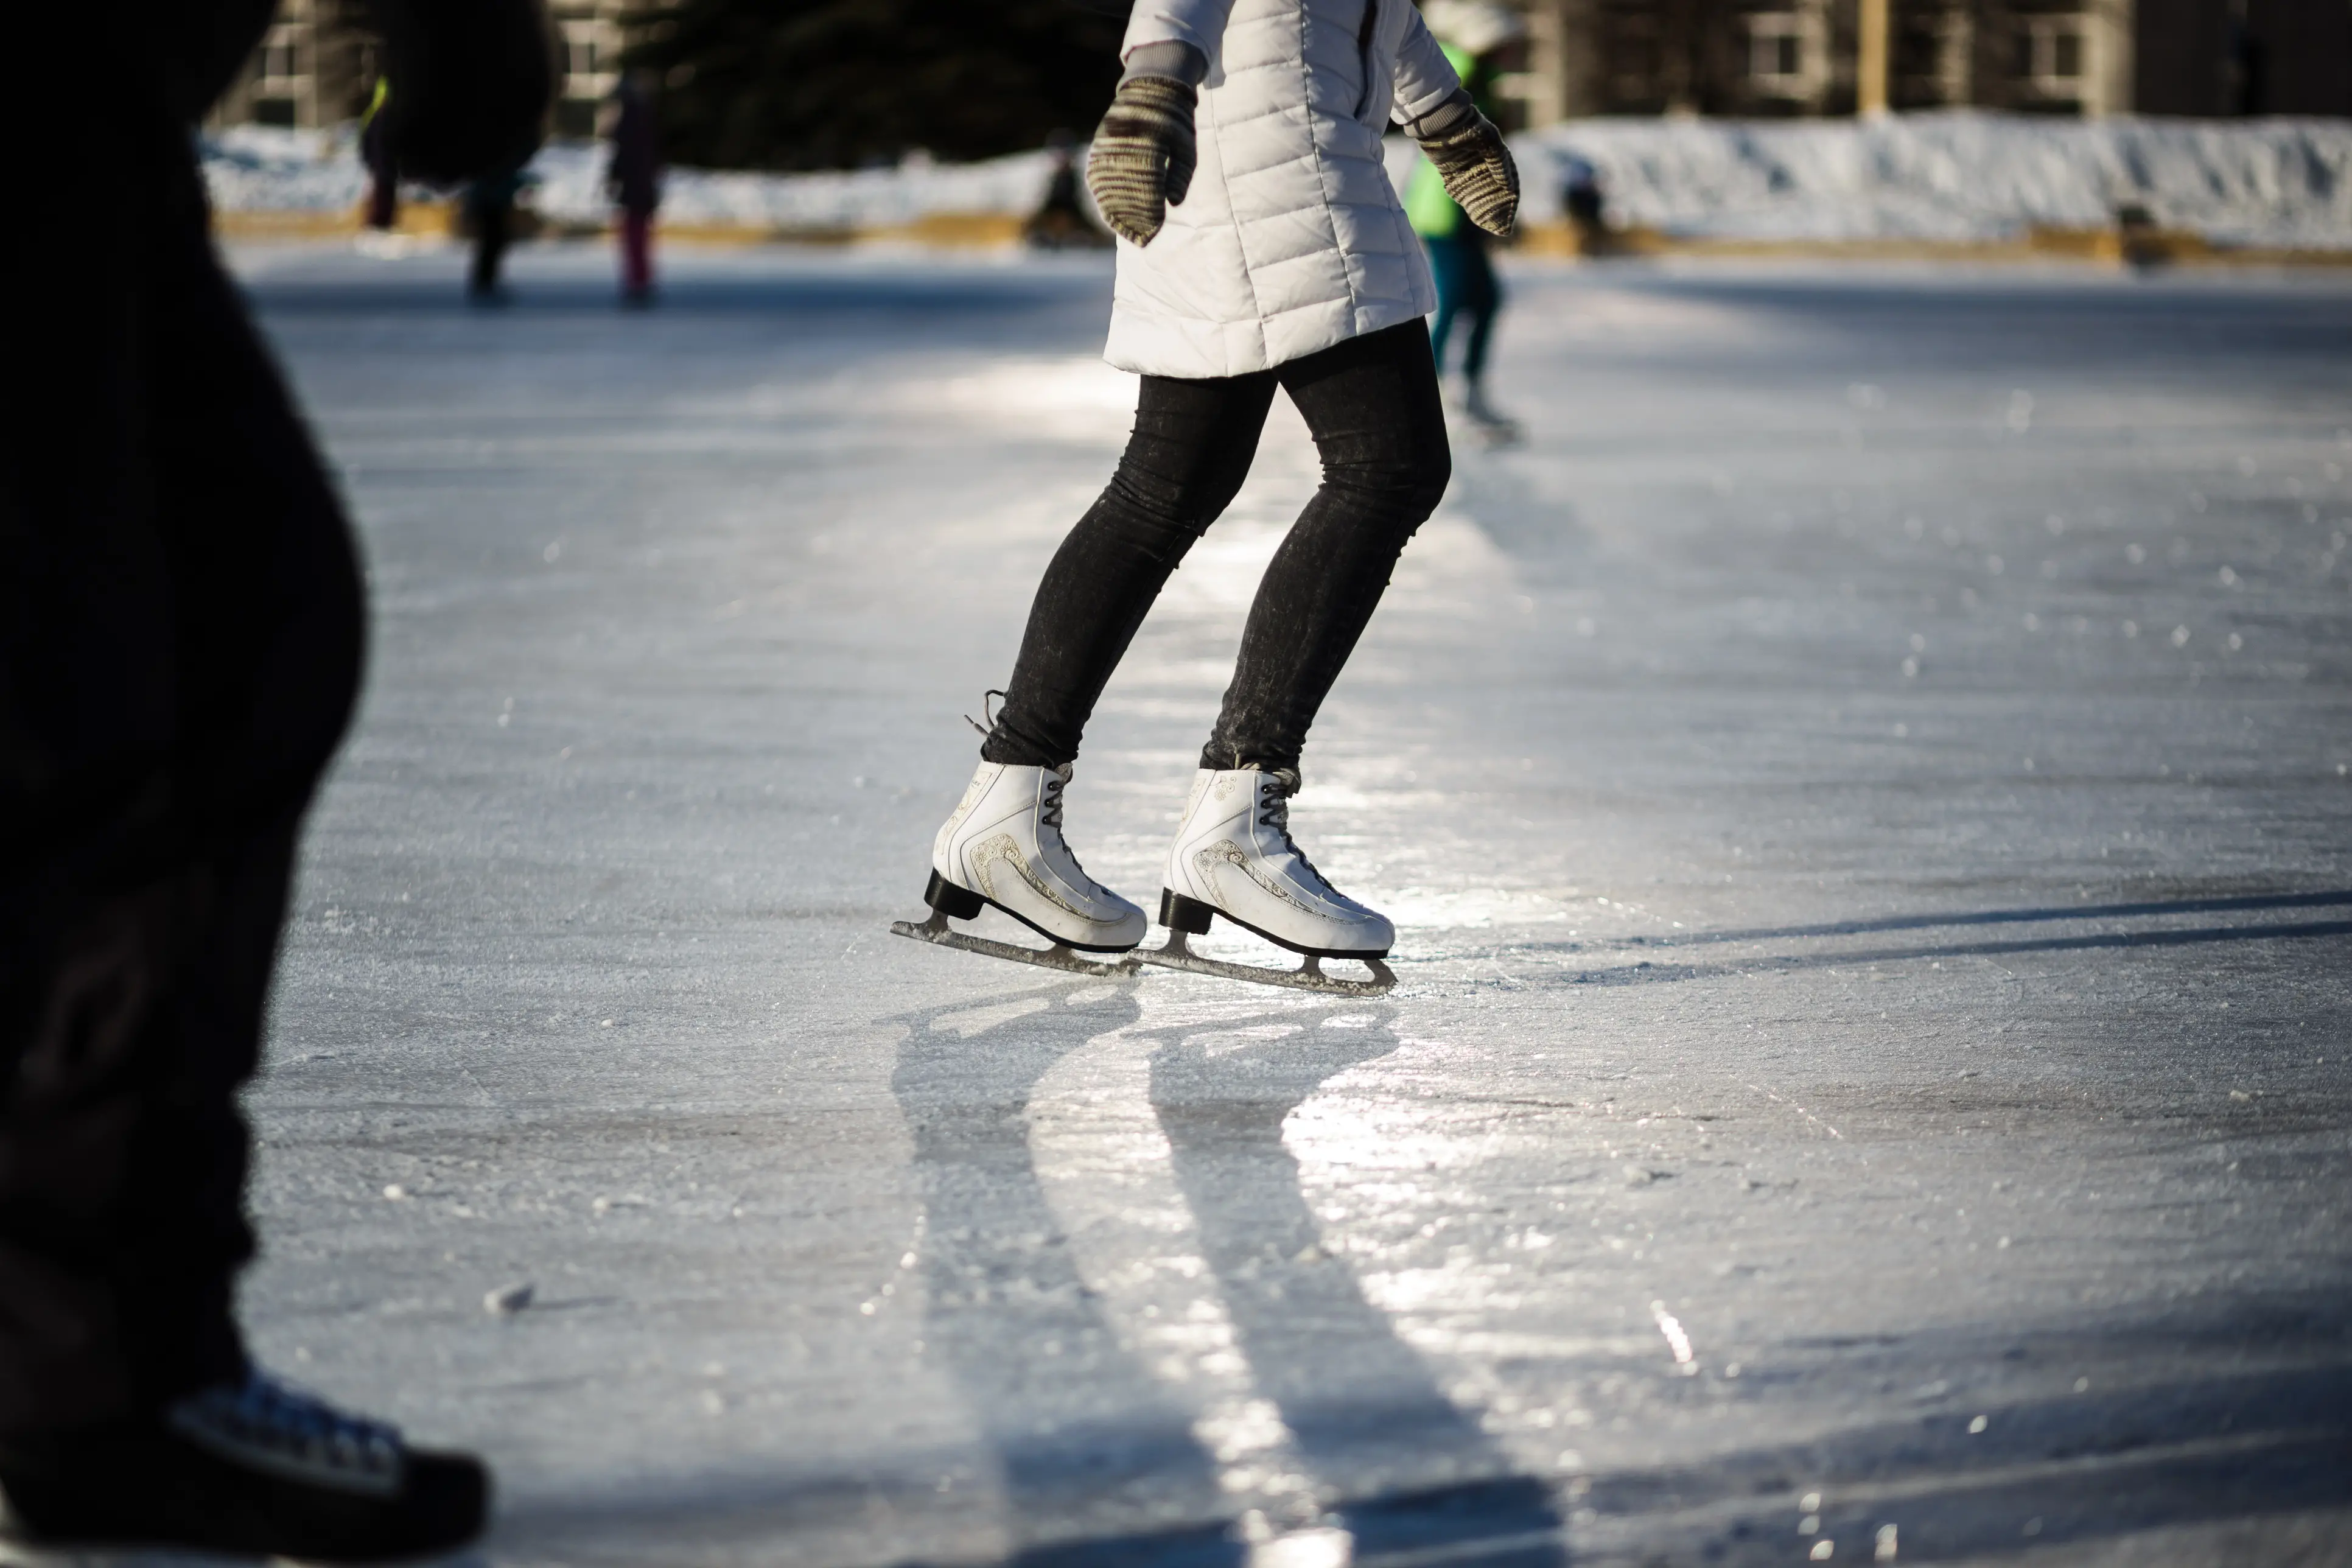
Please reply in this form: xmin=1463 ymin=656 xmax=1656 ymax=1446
xmin=205 ymin=0 xmax=661 ymax=133
xmin=1503 ymin=0 xmax=2352 ymax=123
xmin=203 ymin=0 xmax=2344 ymax=131
xmin=205 ymin=0 xmax=374 ymax=129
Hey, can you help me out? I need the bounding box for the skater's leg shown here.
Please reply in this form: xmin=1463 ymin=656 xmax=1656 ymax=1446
xmin=929 ymin=370 xmax=1271 ymax=954
xmin=1200 ymin=320 xmax=1449 ymax=772
xmin=0 ymin=185 xmax=365 ymax=1437
xmin=982 ymin=369 xmax=1277 ymax=768
xmin=1459 ymin=234 xmax=1502 ymax=387
xmin=125 ymin=212 xmax=367 ymax=1407
xmin=621 ymin=208 xmax=654 ymax=299
xmin=1424 ymin=233 xmax=1466 ymax=377
xmin=470 ymin=198 xmax=510 ymax=298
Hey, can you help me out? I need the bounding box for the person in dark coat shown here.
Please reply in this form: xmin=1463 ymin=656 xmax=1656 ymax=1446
xmin=606 ymin=69 xmax=662 ymax=304
xmin=0 ymin=3 xmax=548 ymax=1559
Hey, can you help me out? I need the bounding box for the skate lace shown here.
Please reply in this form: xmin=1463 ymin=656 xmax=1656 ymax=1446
xmin=1258 ymin=770 xmax=1337 ymax=896
xmin=167 ymin=1367 xmax=406 ymax=1494
xmin=1041 ymin=768 xmax=1108 ymax=891
xmin=962 ymin=689 xmax=1008 ymax=738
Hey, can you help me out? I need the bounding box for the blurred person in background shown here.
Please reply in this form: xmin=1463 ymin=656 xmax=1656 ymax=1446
xmin=606 ymin=68 xmax=663 ymax=306
xmin=1407 ymin=0 xmax=1526 ymax=443
xmin=1023 ymin=128 xmax=1112 ymax=251
xmin=913 ymin=0 xmax=1517 ymax=979
xmin=1561 ymin=152 xmax=1604 ymax=239
xmin=360 ymin=77 xmax=399 ymax=233
xmin=0 ymin=2 xmax=548 ymax=1559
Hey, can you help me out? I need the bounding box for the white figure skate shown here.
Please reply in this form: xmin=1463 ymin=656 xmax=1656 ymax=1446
xmin=892 ymin=761 xmax=1147 ymax=978
xmin=1136 ymin=767 xmax=1396 ymax=995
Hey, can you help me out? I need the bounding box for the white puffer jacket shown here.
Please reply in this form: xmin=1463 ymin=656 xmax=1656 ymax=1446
xmin=1107 ymin=0 xmax=1463 ymax=380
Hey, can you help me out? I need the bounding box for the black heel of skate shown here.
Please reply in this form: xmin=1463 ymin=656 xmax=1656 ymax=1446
xmin=1159 ymin=889 xmax=1215 ymax=934
xmin=925 ymin=870 xmax=985 ymax=920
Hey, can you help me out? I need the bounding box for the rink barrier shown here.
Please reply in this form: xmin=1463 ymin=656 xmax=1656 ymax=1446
xmin=209 ymin=203 xmax=2350 ymax=267
xmin=211 ymin=203 xmax=1027 ymax=250
xmin=1510 ymin=219 xmax=2352 ymax=267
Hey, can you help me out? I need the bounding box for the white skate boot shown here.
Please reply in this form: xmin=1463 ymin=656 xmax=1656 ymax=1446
xmin=892 ymin=761 xmax=1147 ymax=977
xmin=1136 ymin=768 xmax=1396 ymax=995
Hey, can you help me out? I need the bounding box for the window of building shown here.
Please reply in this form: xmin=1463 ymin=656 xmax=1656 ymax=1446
xmin=1603 ymin=13 xmax=1662 ymax=107
xmin=1895 ymin=12 xmax=1971 ymax=107
xmin=1745 ymin=11 xmax=1825 ymax=98
xmin=2017 ymin=16 xmax=2090 ymax=94
xmin=258 ymin=24 xmax=307 ymax=92
xmin=561 ymin=17 xmax=623 ymax=102
xmin=250 ymin=21 xmax=311 ymax=127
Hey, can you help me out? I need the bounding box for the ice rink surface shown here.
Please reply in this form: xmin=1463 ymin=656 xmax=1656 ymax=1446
xmin=226 ymin=240 xmax=2352 ymax=1565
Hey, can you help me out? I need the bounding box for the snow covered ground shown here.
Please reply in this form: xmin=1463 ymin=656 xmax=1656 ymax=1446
xmin=226 ymin=241 xmax=2352 ymax=1565
xmin=206 ymin=111 xmax=2352 ymax=248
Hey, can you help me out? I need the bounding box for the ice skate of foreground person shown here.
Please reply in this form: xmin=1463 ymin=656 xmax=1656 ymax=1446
xmin=893 ymin=760 xmax=1150 ymax=979
xmin=1139 ymin=768 xmax=1396 ymax=995
xmin=894 ymin=0 xmax=1509 ymax=998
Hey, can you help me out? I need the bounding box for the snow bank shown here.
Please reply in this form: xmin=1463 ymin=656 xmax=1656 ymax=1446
xmin=526 ymin=142 xmax=1060 ymax=230
xmin=1513 ymin=111 xmax=2352 ymax=248
xmin=201 ymin=112 xmax=2351 ymax=250
xmin=203 ymin=124 xmax=371 ymax=213
xmin=198 ymin=126 xmax=1059 ymax=231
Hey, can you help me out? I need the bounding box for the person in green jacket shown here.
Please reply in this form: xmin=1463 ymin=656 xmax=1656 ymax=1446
xmin=1407 ymin=2 xmax=1525 ymax=441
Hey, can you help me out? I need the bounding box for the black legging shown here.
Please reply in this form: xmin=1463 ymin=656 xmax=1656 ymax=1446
xmin=982 ymin=319 xmax=1450 ymax=774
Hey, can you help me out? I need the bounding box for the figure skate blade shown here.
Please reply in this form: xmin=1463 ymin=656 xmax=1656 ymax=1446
xmin=891 ymin=911 xmax=1140 ymax=980
xmin=1133 ymin=930 xmax=1393 ymax=996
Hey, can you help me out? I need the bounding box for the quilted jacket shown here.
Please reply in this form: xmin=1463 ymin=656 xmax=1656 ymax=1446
xmin=1106 ymin=0 xmax=1463 ymax=380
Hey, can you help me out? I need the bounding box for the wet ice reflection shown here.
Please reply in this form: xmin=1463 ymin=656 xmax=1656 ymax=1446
xmin=1016 ymin=992 xmax=1569 ymax=1559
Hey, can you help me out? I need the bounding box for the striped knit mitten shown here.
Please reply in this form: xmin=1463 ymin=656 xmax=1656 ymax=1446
xmin=1085 ymin=75 xmax=1197 ymax=247
xmin=1418 ymin=107 xmax=1519 ymax=237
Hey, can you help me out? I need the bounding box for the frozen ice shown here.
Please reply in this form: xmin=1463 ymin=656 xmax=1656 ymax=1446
xmin=219 ymin=243 xmax=2352 ymax=1565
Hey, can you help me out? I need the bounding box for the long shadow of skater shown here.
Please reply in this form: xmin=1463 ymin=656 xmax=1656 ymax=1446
xmin=888 ymin=984 xmax=1242 ymax=1564
xmin=1143 ymin=1005 xmax=1567 ymax=1566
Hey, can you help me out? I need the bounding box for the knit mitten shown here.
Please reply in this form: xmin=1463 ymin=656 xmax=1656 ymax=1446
xmin=1417 ymin=99 xmax=1519 ymax=237
xmin=1086 ymin=75 xmax=1198 ymax=247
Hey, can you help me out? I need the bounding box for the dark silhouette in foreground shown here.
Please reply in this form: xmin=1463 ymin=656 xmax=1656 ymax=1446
xmin=0 ymin=1 xmax=548 ymax=1558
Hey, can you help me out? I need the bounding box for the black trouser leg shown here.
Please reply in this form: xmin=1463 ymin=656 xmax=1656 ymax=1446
xmin=1202 ymin=321 xmax=1450 ymax=771
xmin=983 ymin=321 xmax=1449 ymax=773
xmin=470 ymin=201 xmax=511 ymax=296
xmin=982 ymin=369 xmax=1276 ymax=768
xmin=0 ymin=166 xmax=363 ymax=1436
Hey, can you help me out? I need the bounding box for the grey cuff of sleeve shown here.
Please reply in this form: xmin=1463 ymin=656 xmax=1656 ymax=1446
xmin=1402 ymin=86 xmax=1478 ymax=139
xmin=1121 ymin=41 xmax=1208 ymax=86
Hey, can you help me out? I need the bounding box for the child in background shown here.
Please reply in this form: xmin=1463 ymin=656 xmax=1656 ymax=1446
xmin=1407 ymin=1 xmax=1527 ymax=443
xmin=606 ymin=70 xmax=663 ymax=306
